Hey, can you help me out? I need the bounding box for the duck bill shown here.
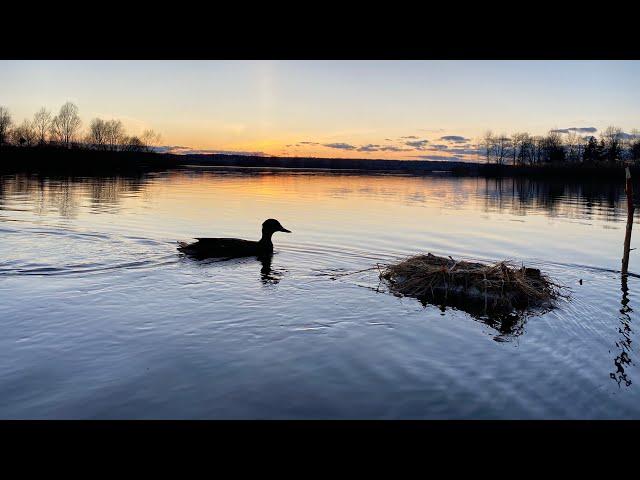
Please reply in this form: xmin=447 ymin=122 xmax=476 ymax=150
xmin=280 ymin=227 xmax=291 ymax=233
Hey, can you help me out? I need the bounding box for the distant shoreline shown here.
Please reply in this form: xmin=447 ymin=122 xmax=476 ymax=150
xmin=0 ymin=145 xmax=635 ymax=180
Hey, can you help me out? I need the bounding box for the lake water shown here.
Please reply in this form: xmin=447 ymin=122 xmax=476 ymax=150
xmin=1 ymin=167 xmax=638 ymax=419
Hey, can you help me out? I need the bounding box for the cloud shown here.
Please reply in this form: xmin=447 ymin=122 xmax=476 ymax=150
xmin=414 ymin=145 xmax=481 ymax=161
xmin=415 ymin=154 xmax=463 ymax=161
xmin=446 ymin=147 xmax=482 ymax=156
xmin=379 ymin=145 xmax=412 ymax=152
xmin=323 ymin=142 xmax=358 ymax=150
xmin=405 ymin=139 xmax=430 ymax=150
xmin=400 ymin=135 xmax=419 ymax=139
xmin=550 ymin=127 xmax=598 ymax=134
xmin=619 ymin=132 xmax=640 ymax=140
xmin=357 ymin=144 xmax=381 ymax=152
xmin=439 ymin=135 xmax=470 ymax=143
xmin=295 ymin=140 xmax=414 ymax=153
xmin=152 ymin=145 xmax=184 ymax=153
xmin=356 ymin=144 xmax=413 ymax=152
xmin=153 ymin=145 xmax=268 ymax=156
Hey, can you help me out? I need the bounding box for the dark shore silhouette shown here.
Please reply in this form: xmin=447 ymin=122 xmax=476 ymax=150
xmin=2 ymin=144 xmax=640 ymax=180
xmin=179 ymin=153 xmax=640 ymax=180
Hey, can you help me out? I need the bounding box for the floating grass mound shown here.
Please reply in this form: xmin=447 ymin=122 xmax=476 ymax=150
xmin=380 ymin=253 xmax=564 ymax=314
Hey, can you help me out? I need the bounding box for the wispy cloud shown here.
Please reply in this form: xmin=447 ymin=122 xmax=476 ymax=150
xmin=357 ymin=144 xmax=381 ymax=152
xmin=414 ymin=154 xmax=463 ymax=161
xmin=439 ymin=135 xmax=470 ymax=143
xmin=323 ymin=142 xmax=358 ymax=150
xmin=154 ymin=145 xmax=268 ymax=156
xmin=322 ymin=142 xmax=416 ymax=152
xmin=549 ymin=127 xmax=598 ymax=134
xmin=447 ymin=147 xmax=481 ymax=156
xmin=379 ymin=145 xmax=412 ymax=152
xmin=356 ymin=144 xmax=413 ymax=152
xmin=619 ymin=132 xmax=640 ymax=140
xmin=405 ymin=139 xmax=430 ymax=150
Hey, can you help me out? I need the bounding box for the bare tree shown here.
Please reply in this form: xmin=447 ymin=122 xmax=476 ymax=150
xmin=564 ymin=132 xmax=585 ymax=163
xmin=512 ymin=132 xmax=531 ymax=166
xmin=482 ymin=131 xmax=496 ymax=163
xmin=602 ymin=126 xmax=623 ymax=163
xmin=122 ymin=136 xmax=146 ymax=152
xmin=495 ymin=134 xmax=511 ymax=165
xmin=87 ymin=118 xmax=108 ymax=149
xmin=541 ymin=131 xmax=565 ymax=163
xmin=0 ymin=106 xmax=12 ymax=145
xmin=141 ymin=129 xmax=161 ymax=152
xmin=10 ymin=119 xmax=37 ymax=146
xmin=104 ymin=119 xmax=126 ymax=151
xmin=530 ymin=136 xmax=544 ymax=164
xmin=32 ymin=107 xmax=52 ymax=145
xmin=50 ymin=102 xmax=81 ymax=147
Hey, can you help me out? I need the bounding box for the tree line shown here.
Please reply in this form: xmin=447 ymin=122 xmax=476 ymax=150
xmin=482 ymin=127 xmax=640 ymax=166
xmin=0 ymin=102 xmax=161 ymax=152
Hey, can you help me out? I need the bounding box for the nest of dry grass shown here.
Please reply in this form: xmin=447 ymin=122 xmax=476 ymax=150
xmin=380 ymin=253 xmax=564 ymax=313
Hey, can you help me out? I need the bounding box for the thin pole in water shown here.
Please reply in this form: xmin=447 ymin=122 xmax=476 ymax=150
xmin=622 ymin=166 xmax=634 ymax=276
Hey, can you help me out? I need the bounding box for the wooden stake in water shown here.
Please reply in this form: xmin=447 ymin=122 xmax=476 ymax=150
xmin=622 ymin=167 xmax=634 ymax=276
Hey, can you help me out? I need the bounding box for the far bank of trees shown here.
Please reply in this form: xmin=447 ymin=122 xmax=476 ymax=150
xmin=482 ymin=127 xmax=640 ymax=166
xmin=0 ymin=103 xmax=161 ymax=152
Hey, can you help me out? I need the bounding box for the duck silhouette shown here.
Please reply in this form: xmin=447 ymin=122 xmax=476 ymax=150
xmin=177 ymin=218 xmax=291 ymax=259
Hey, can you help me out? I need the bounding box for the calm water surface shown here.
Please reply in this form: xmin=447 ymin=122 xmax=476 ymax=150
xmin=1 ymin=167 xmax=638 ymax=418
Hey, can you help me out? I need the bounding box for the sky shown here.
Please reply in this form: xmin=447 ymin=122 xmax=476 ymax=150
xmin=1 ymin=60 xmax=639 ymax=161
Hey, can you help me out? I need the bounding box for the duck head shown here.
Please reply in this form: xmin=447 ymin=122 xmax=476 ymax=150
xmin=262 ymin=218 xmax=291 ymax=233
xmin=262 ymin=218 xmax=291 ymax=236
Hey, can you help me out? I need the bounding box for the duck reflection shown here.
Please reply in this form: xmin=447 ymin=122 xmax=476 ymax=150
xmin=179 ymin=250 xmax=285 ymax=286
xmin=611 ymin=276 xmax=633 ymax=387
xmin=258 ymin=253 xmax=284 ymax=285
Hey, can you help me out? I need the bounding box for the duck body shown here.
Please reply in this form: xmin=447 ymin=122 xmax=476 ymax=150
xmin=178 ymin=219 xmax=291 ymax=259
xmin=178 ymin=237 xmax=272 ymax=258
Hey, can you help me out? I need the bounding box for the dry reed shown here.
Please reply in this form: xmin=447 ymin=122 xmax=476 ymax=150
xmin=380 ymin=253 xmax=564 ymax=313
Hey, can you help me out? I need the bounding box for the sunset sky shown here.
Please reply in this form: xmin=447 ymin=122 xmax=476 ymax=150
xmin=1 ymin=60 xmax=639 ymax=161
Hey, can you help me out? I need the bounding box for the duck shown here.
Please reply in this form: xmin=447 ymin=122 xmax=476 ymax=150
xmin=177 ymin=218 xmax=291 ymax=259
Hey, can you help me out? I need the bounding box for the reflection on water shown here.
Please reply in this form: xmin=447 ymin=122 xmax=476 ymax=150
xmin=482 ymin=177 xmax=627 ymax=220
xmin=258 ymin=254 xmax=284 ymax=285
xmin=0 ymin=171 xmax=634 ymax=222
xmin=0 ymin=173 xmax=149 ymax=218
xmin=178 ymin=250 xmax=283 ymax=286
xmin=416 ymin=296 xmax=539 ymax=342
xmin=1 ymin=167 xmax=640 ymax=419
xmin=612 ymin=276 xmax=633 ymax=387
